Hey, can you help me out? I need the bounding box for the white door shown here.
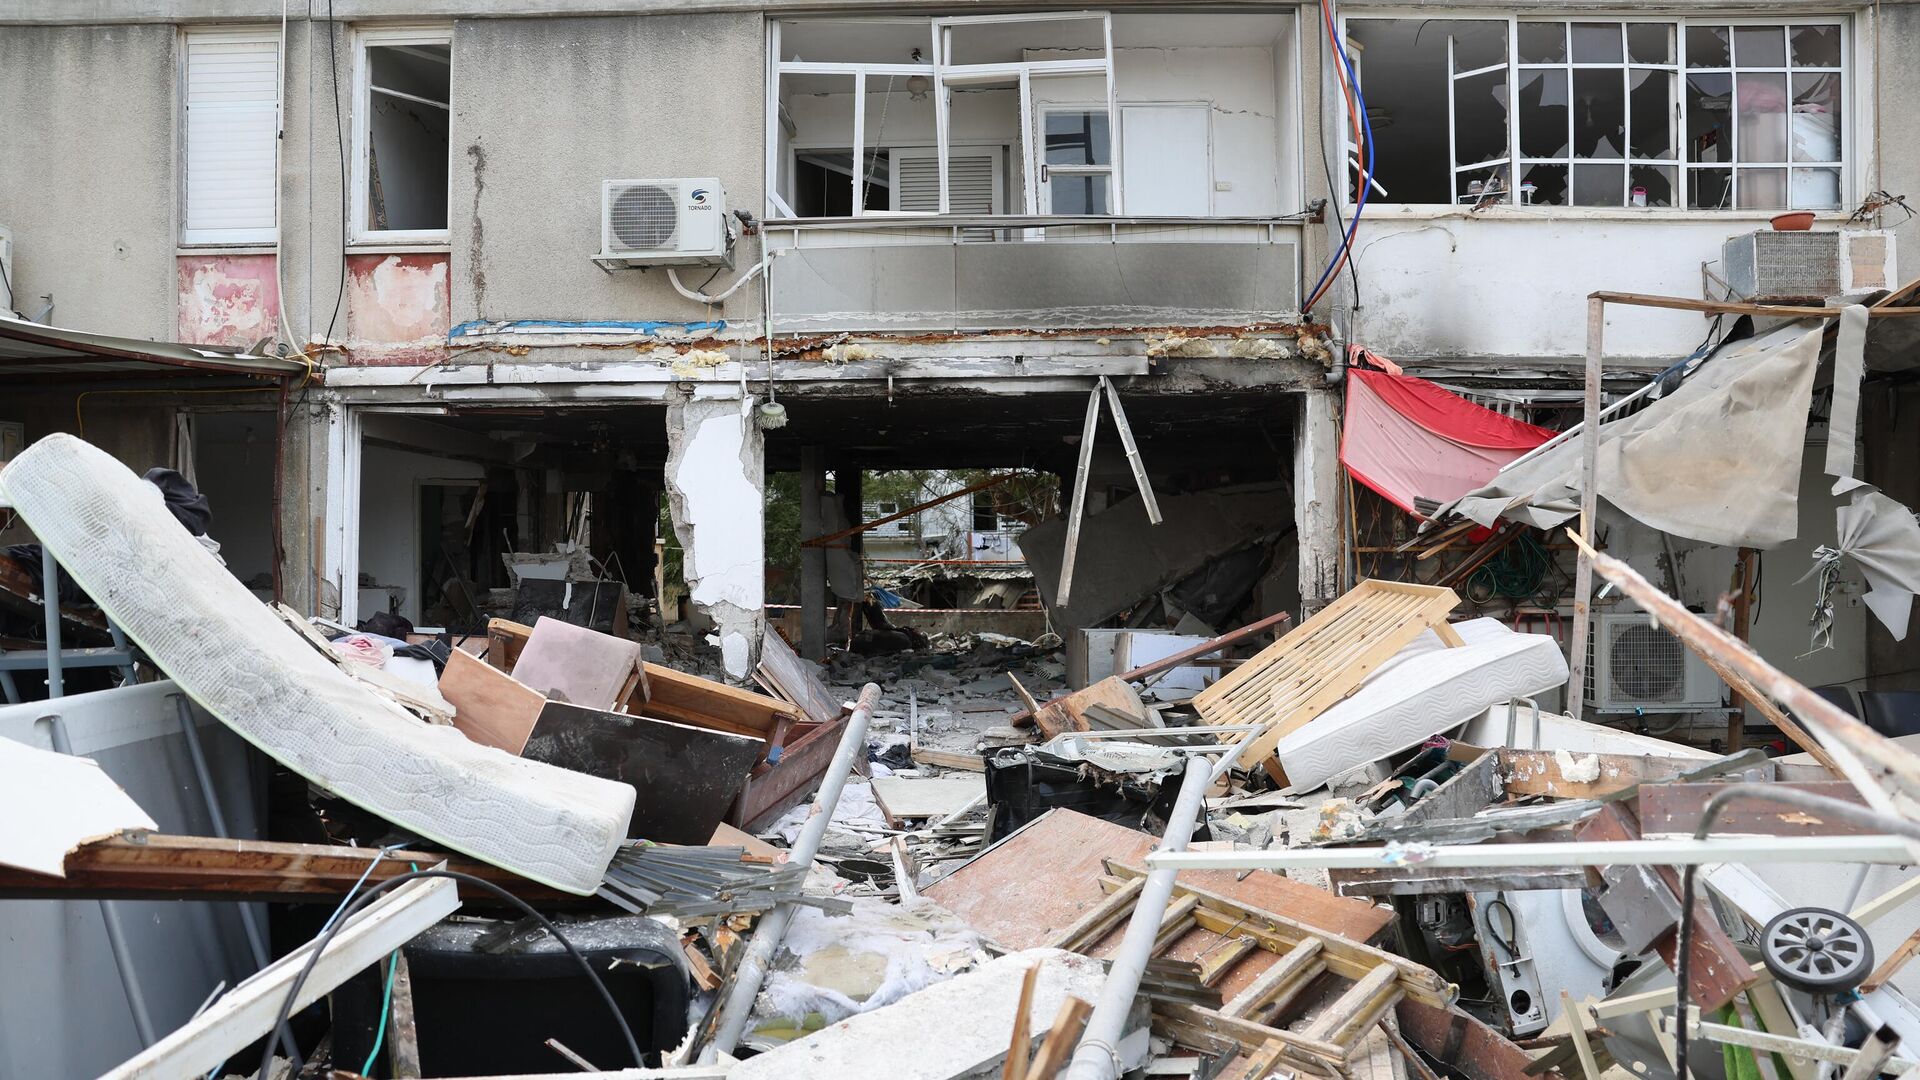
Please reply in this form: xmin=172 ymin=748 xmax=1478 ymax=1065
xmin=1121 ymin=105 xmax=1212 ymax=216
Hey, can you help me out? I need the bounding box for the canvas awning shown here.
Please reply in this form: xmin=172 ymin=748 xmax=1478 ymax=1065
xmin=1428 ymin=320 xmax=1826 ymax=549
xmin=1340 ymin=366 xmax=1555 ymax=517
xmin=0 ymin=315 xmax=309 ymax=383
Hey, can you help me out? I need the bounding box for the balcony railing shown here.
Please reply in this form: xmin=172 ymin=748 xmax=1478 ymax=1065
xmin=764 ymin=215 xmax=1302 ymax=335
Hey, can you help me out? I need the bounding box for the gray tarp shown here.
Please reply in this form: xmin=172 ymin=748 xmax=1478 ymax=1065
xmin=1429 ymin=322 xmax=1825 ymax=549
xmin=1836 ymin=485 xmax=1920 ymax=640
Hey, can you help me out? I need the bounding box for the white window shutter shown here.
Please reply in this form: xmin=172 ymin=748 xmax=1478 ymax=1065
xmin=893 ymin=151 xmax=1000 ymax=214
xmin=183 ymin=31 xmax=280 ymax=244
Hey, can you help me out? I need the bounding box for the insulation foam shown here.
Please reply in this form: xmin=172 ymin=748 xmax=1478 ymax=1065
xmin=0 ymin=434 xmax=633 ymax=894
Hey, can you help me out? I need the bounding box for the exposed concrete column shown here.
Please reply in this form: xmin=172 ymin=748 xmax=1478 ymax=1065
xmin=665 ymin=391 xmax=766 ymax=680
xmin=799 ymin=446 xmax=829 ymax=661
xmin=1294 ymin=387 xmax=1343 ymax=615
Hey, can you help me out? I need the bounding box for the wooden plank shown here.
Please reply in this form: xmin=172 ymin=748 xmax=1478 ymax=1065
xmin=1692 ymin=647 xmax=1841 ymax=774
xmin=1191 ymin=581 xmax=1458 ymax=772
xmin=1862 ymin=925 xmax=1920 ymax=995
xmin=0 ymin=833 xmax=582 ymax=906
xmin=1006 ymin=671 xmax=1044 ymax=716
xmin=710 ymin=821 xmax=782 ymax=861
xmin=1004 ymin=962 xmax=1041 ymax=1080
xmin=388 ymin=951 xmax=423 ymax=1079
xmin=756 ymin=626 xmax=847 ymax=727
xmin=1222 ymin=938 xmax=1324 ymax=1021
xmin=642 ymin=662 xmax=801 ymax=738
xmin=1574 ymin=802 xmax=1755 ymax=1011
xmin=924 ymin=810 xmax=1392 ymax=1002
xmin=486 ymin=616 xmax=532 ymax=672
xmin=438 ymin=647 xmax=546 ymax=755
xmin=1395 ymin=1001 xmax=1548 ymax=1080
xmin=98 ymin=875 xmax=460 ymax=1080
xmin=1056 ymin=384 xmax=1104 ymax=607
xmin=509 ymin=615 xmax=647 ymax=711
xmin=1049 ymin=877 xmax=1145 ymax=952
xmin=1560 ymin=992 xmax=1601 ymax=1080
xmin=1153 ymin=1002 xmax=1348 ymax=1070
xmin=1497 ymin=748 xmax=1712 ymax=800
xmin=1638 ymin=781 xmax=1870 ymax=836
xmin=911 ymin=747 xmax=987 ymax=771
xmin=1302 ymin=964 xmax=1401 ymax=1049
xmin=1026 ymin=996 xmax=1094 ymax=1080
xmin=1589 ymin=290 xmax=1920 ymax=320
xmin=736 ymin=714 xmax=851 ymax=832
xmin=1216 ymin=1039 xmax=1289 ymax=1080
xmin=1031 ymin=676 xmax=1148 ymax=738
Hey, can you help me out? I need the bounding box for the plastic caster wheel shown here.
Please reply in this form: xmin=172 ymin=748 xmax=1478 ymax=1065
xmin=1761 ymin=907 xmax=1874 ymax=993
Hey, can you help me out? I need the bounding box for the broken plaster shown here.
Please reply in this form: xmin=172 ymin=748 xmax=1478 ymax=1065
xmin=665 ymin=395 xmax=765 ymax=679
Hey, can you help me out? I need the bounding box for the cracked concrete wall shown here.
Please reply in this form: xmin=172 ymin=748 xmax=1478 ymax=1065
xmin=665 ymin=393 xmax=765 ymax=680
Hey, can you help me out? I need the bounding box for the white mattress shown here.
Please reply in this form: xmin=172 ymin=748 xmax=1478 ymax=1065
xmin=1274 ymin=617 xmax=1568 ymax=792
xmin=0 ymin=435 xmax=634 ymax=895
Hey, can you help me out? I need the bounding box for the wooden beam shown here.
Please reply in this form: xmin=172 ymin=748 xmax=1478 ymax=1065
xmin=1589 ymin=291 xmax=1920 ymax=319
xmin=1011 ymin=611 xmax=1292 ymax=728
xmin=800 ymin=472 xmax=1020 ymax=548
xmin=0 ymin=833 xmax=585 ymax=906
xmin=1568 ymin=294 xmax=1603 ymax=719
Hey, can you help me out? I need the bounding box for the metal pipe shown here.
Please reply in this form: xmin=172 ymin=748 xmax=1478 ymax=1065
xmin=41 ymin=543 xmax=63 ymax=699
xmin=1147 ymin=835 xmax=1919 ymax=872
xmin=1065 ymin=756 xmax=1211 ymax=1080
xmin=1504 ymin=696 xmax=1541 ymax=750
xmin=46 ymin=715 xmax=156 ymax=1046
xmin=172 ymin=694 xmax=271 ymax=970
xmin=700 ymin=683 xmax=880 ymax=1062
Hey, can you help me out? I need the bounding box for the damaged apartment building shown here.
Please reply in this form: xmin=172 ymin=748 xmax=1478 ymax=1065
xmin=5 ymin=0 xmax=1920 ymax=1077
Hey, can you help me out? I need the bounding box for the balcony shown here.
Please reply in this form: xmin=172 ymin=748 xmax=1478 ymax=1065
xmin=765 ymin=215 xmax=1302 ymax=335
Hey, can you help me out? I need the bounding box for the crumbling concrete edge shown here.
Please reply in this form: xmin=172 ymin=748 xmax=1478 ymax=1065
xmin=664 ymin=389 xmax=766 ymax=680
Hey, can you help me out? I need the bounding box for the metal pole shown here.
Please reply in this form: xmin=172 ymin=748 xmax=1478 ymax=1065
xmin=1064 ymin=756 xmax=1212 ymax=1080
xmin=45 ymin=715 xmax=157 ymax=1047
xmin=173 ymin=694 xmax=271 ymax=970
xmin=701 ymin=683 xmax=880 ymax=1062
xmin=1565 ymin=295 xmax=1603 ymax=719
xmin=41 ymin=543 xmax=64 ymax=699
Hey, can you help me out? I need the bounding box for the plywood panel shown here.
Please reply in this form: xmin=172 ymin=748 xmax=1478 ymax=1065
xmin=439 ymin=648 xmax=544 ymax=755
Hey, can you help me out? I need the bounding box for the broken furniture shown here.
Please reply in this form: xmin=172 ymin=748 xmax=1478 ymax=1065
xmin=510 ymin=614 xmax=649 ymax=709
xmin=0 ymin=434 xmax=636 ymax=896
xmin=0 ymin=541 xmax=140 ymax=704
xmin=1192 ymin=580 xmax=1463 ymax=783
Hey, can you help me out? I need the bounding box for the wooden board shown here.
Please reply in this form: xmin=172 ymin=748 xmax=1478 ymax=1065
xmin=871 ymin=774 xmax=986 ymax=824
xmin=438 ymin=646 xmax=546 ymax=754
xmin=485 ymin=617 xmax=531 ymax=672
xmin=1192 ymin=581 xmax=1459 ymax=774
xmin=641 ymin=662 xmax=801 ymax=739
xmin=755 ymin=627 xmax=847 ymax=727
xmin=710 ymin=821 xmax=783 ymax=860
xmin=1031 ymin=676 xmax=1148 ymax=738
xmin=924 ymin=809 xmax=1393 ymax=1002
xmin=510 ymin=615 xmax=647 ymax=710
xmin=1637 ymin=781 xmax=1870 ymax=836
xmin=912 ymin=747 xmax=987 ymax=772
xmin=1497 ymin=749 xmax=1724 ymax=800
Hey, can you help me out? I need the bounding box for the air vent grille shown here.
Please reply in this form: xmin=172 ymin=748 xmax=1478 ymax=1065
xmin=608 ymin=183 xmax=679 ymax=251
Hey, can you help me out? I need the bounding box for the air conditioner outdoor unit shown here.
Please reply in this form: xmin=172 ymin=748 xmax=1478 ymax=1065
xmin=1721 ymin=229 xmax=1897 ymax=303
xmin=596 ymin=179 xmax=733 ymax=269
xmin=1585 ymin=611 xmax=1726 ymax=713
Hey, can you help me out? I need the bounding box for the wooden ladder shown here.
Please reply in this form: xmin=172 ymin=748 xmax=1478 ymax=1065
xmin=1050 ymin=860 xmax=1457 ymax=1079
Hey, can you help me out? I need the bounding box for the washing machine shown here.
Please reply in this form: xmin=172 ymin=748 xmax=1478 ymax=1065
xmin=1469 ymin=887 xmax=1626 ymax=1036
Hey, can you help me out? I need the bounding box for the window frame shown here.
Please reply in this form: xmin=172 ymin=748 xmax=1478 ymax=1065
xmin=1341 ymin=12 xmax=1852 ymax=213
xmin=178 ymin=26 xmax=284 ymax=247
xmin=350 ymin=25 xmax=454 ymax=245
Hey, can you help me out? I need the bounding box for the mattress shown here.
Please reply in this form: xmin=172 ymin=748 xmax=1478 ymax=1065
xmin=0 ymin=435 xmax=634 ymax=895
xmin=1273 ymin=617 xmax=1568 ymax=792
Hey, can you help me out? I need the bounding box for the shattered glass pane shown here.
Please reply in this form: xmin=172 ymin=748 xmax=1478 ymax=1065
xmin=1688 ymin=25 xmax=1731 ymax=67
xmin=1519 ymin=22 xmax=1566 ymax=63
xmin=1452 ymin=21 xmax=1508 ymax=72
xmin=1689 ymin=167 xmax=1733 ymax=208
xmin=1573 ymin=162 xmax=1624 ymax=206
xmin=1453 ymin=69 xmax=1510 ymax=165
xmin=1629 ymin=69 xmax=1676 ymax=159
xmin=1629 ymin=164 xmax=1677 ymax=206
xmin=1738 ymin=73 xmax=1790 ymax=163
xmin=1519 ymin=69 xmax=1571 ymax=158
xmin=1738 ymin=168 xmax=1788 ymax=209
xmin=1790 ymin=25 xmax=1843 ymax=68
xmin=1735 ymin=26 xmax=1787 ymax=67
xmin=1792 ymin=167 xmax=1842 ymax=210
xmin=1518 ymin=162 xmax=1568 ymax=205
xmin=1792 ymin=72 xmax=1843 ymax=162
xmin=1571 ymin=22 xmax=1624 ymax=64
xmin=1627 ymin=23 xmax=1674 ymax=64
xmin=1573 ymin=69 xmax=1625 ymax=158
xmin=1455 ymin=163 xmax=1509 ymax=203
xmin=1686 ymin=72 xmax=1732 ymax=162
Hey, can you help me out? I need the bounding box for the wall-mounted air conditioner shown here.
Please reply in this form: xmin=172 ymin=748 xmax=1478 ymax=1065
xmin=1585 ymin=611 xmax=1726 ymax=713
xmin=595 ymin=179 xmax=733 ymax=270
xmin=1722 ymin=229 xmax=1897 ymax=303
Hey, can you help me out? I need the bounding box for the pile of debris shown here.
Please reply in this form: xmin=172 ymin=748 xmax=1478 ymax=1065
xmin=5 ymin=432 xmax=1920 ymax=1080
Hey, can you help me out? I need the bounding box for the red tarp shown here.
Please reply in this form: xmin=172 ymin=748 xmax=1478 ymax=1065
xmin=1341 ymin=367 xmax=1556 ymax=518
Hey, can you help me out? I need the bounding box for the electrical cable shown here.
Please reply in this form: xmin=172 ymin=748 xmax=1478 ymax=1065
xmin=1314 ymin=108 xmax=1362 ymax=308
xmin=1671 ymin=786 xmax=1920 ymax=1080
xmin=259 ymin=869 xmax=642 ymax=1080
xmin=1303 ymin=0 xmax=1374 ymax=313
xmin=322 ymin=0 xmax=348 ymax=350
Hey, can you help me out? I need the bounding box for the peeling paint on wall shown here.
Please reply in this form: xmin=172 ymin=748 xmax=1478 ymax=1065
xmin=176 ymin=254 xmax=280 ymax=348
xmin=344 ymin=253 xmax=451 ymax=366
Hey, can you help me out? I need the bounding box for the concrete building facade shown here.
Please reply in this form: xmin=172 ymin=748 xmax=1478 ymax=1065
xmin=0 ymin=0 xmax=1912 ymax=697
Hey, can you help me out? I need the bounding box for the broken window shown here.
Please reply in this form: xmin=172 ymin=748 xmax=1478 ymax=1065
xmin=1349 ymin=16 xmax=1845 ymax=210
xmin=353 ymin=29 xmax=451 ymax=240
